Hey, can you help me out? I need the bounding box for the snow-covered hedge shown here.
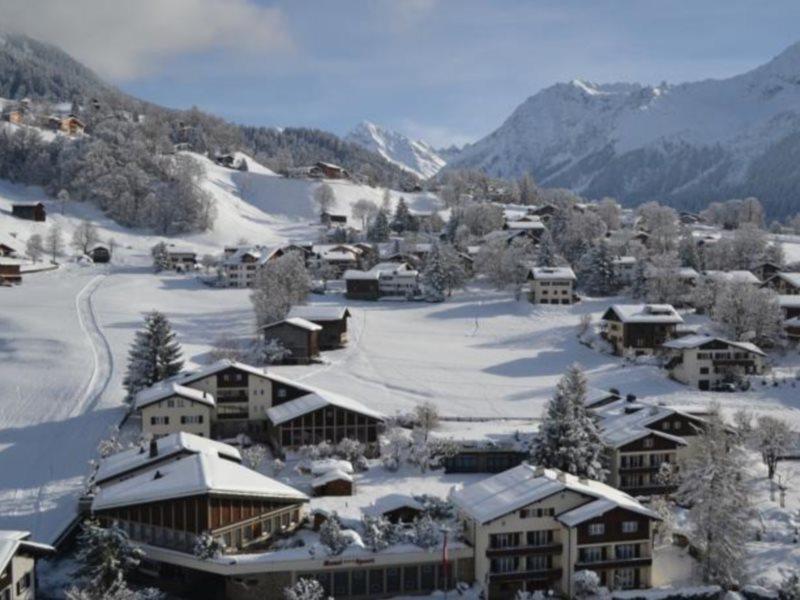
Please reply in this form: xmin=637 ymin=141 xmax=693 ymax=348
xmin=611 ymin=586 xmax=721 ymax=600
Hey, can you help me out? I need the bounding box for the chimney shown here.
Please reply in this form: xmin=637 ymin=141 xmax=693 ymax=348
xmin=556 ymin=470 xmax=567 ymax=483
xmin=149 ymin=438 xmax=158 ymax=458
xmin=153 ymin=470 xmax=163 ymax=480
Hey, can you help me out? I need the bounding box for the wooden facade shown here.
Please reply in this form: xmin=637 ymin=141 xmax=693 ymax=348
xmin=312 ymin=477 xmax=353 ymax=497
xmin=95 ymin=493 xmax=304 ymax=553
xmin=11 ymin=203 xmax=45 ymax=222
xmin=269 ymin=404 xmax=382 ymax=450
xmin=307 ymin=312 xmax=350 ymax=350
xmin=0 ymin=264 xmax=22 ymax=285
xmin=444 ymin=449 xmax=528 ymax=474
xmin=90 ymin=246 xmax=111 ymax=263
xmin=345 ymin=278 xmax=380 ymax=300
xmin=261 ymin=321 xmax=320 ymax=364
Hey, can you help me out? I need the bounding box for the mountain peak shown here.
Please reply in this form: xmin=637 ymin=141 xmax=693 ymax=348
xmin=346 ymin=121 xmax=445 ymax=179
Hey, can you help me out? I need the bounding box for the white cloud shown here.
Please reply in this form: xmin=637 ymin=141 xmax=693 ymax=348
xmin=399 ymin=119 xmax=475 ymax=149
xmin=3 ymin=0 xmax=293 ymax=80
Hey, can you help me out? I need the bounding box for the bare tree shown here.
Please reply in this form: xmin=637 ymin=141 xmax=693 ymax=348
xmin=755 ymin=416 xmax=793 ymax=481
xmin=26 ymin=233 xmax=44 ymax=262
xmin=45 ymin=224 xmax=64 ymax=263
xmin=313 ymin=183 xmax=336 ymax=215
xmin=352 ymin=198 xmax=378 ymax=231
xmin=72 ymin=220 xmax=101 ymax=254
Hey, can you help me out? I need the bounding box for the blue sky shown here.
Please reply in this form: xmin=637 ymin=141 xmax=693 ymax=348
xmin=9 ymin=0 xmax=800 ymax=147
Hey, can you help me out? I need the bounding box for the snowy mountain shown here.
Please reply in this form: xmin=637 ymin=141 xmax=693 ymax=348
xmin=346 ymin=121 xmax=446 ymax=179
xmin=448 ymin=41 xmax=800 ymax=218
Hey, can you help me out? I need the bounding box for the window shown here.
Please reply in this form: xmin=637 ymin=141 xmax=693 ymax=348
xmin=588 ymin=523 xmax=605 ymax=536
xmin=615 ymin=568 xmax=637 ymax=589
xmin=643 ymin=438 xmax=654 ymax=449
xmin=420 ymin=565 xmax=435 ymax=590
xmin=150 ymin=416 xmax=169 ymax=426
xmin=333 ymin=571 xmax=349 ymax=596
xmin=351 ymin=570 xmax=367 ymax=596
xmin=369 ymin=569 xmax=385 ymax=594
xmin=622 ymin=521 xmax=639 ymax=534
xmin=527 ymin=530 xmax=553 ymax=547
xmin=166 ymin=399 xmax=175 ymax=408
xmin=403 ymin=566 xmax=419 ymax=591
xmin=386 ymin=568 xmax=401 ymax=593
xmin=616 ymin=543 xmax=639 ymax=559
xmin=181 ymin=415 xmax=204 ymax=424
xmin=16 ymin=572 xmax=31 ymax=595
xmin=490 ymin=532 xmax=519 ymax=549
xmin=579 ymin=546 xmax=604 ymax=563
xmin=490 ymin=557 xmax=518 ymax=574
xmin=526 ymin=554 xmax=551 ymax=572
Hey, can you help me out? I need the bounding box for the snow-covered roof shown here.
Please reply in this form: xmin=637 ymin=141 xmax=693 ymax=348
xmin=0 ymin=531 xmax=54 ymax=572
xmin=134 ymin=382 xmax=215 ymax=411
xmin=612 ymin=256 xmax=636 ymax=266
xmin=529 ymin=267 xmax=576 ymax=281
xmin=584 ymin=388 xmax=621 ymax=408
xmin=603 ymin=304 xmax=683 ymax=324
xmin=558 ymin=498 xmax=629 ymax=527
xmin=92 ymin=452 xmax=308 ymax=511
xmin=343 ymin=269 xmax=380 ymax=281
xmin=365 ymin=493 xmax=424 ymax=517
xmin=312 ymin=469 xmax=353 ymax=488
xmin=766 ymin=272 xmax=800 ymax=288
xmin=267 ymin=390 xmax=384 ymax=425
xmin=597 ymin=403 xmax=699 ymax=449
xmin=288 ymin=306 xmax=350 ymax=321
xmin=222 ymin=245 xmax=281 ymax=267
xmin=94 ymin=432 xmax=242 ymax=484
xmin=778 ymin=295 xmax=800 ymax=309
xmin=169 ymin=360 xmax=270 ymax=386
xmin=662 ymin=334 xmax=765 ymax=356
xmin=310 ymin=459 xmax=354 ymax=476
xmin=344 ymin=262 xmax=417 ymax=281
xmin=704 ymin=270 xmax=761 ymax=285
xmin=451 ymin=465 xmax=658 ymax=525
xmin=262 ymin=317 xmax=322 ymax=332
xmin=506 ymin=220 xmax=545 ymax=230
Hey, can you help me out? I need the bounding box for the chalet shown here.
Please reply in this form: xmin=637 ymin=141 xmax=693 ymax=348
xmin=443 ymin=443 xmax=528 ymax=474
xmin=311 ymin=244 xmax=363 ymax=276
xmin=527 ymin=267 xmax=576 ymax=305
xmin=365 ymin=494 xmax=424 ymax=524
xmin=593 ymin=398 xmax=711 ymax=496
xmin=452 ymin=465 xmax=660 ymax=599
xmin=314 ymin=162 xmax=349 ymax=179
xmin=344 ymin=262 xmax=419 ymax=300
xmin=260 ymin=318 xmax=322 ymax=365
xmin=0 ymin=235 xmax=16 ymax=257
xmin=751 ymin=261 xmax=783 ymax=282
xmin=46 ymin=115 xmax=85 ymax=135
xmin=221 ymin=245 xmax=283 ymax=288
xmin=582 ymin=388 xmax=622 ymax=410
xmin=0 ymin=530 xmax=54 ymax=600
xmin=600 ymin=304 xmax=683 ymax=356
xmin=320 ymin=212 xmax=348 ymax=227
xmin=89 ymin=245 xmax=111 ymax=263
xmin=92 ymin=432 xmax=242 ymax=488
xmin=166 ymin=249 xmax=198 ymax=272
xmin=0 ymin=263 xmax=22 ymax=285
xmin=779 ymin=295 xmax=800 ymax=340
xmin=91 ymin=450 xmax=308 ymax=554
xmin=527 ymin=204 xmax=557 ymax=221
xmin=266 ymin=389 xmax=385 ymax=453
xmin=762 ymin=272 xmax=800 ymax=295
xmin=134 ymin=383 xmax=216 ymax=439
xmin=287 ymin=306 xmax=351 ymax=349
xmin=133 ymin=360 xmax=386 ymax=454
xmin=11 ymin=203 xmax=45 ymax=222
xmin=504 ymin=219 xmax=546 ymax=236
xmin=662 ymin=335 xmax=766 ymax=390
xmin=311 ymin=469 xmax=354 ymax=497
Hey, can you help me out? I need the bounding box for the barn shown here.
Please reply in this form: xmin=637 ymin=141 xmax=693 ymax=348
xmin=261 ymin=318 xmax=322 ymax=364
xmin=11 ymin=202 xmax=46 ymax=222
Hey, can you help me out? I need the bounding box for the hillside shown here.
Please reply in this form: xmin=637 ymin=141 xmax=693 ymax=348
xmin=448 ymin=41 xmax=800 ymax=219
xmin=345 ymin=121 xmax=446 ymax=179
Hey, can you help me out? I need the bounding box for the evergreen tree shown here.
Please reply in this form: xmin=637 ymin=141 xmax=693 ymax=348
xmin=577 ymin=242 xmax=617 ymax=296
xmin=150 ymin=242 xmax=170 ymax=272
xmin=367 ymin=209 xmax=390 ymax=242
xmin=677 ymin=409 xmax=750 ymax=587
xmin=421 ymin=243 xmax=447 ymax=302
xmin=531 ymin=364 xmax=606 ymax=480
xmin=123 ymin=311 xmax=183 ymax=399
xmin=630 ymin=260 xmax=648 ymax=299
xmin=535 ymin=229 xmax=558 ymax=267
xmin=391 ymin=198 xmax=413 ymax=233
xmin=75 ymin=520 xmax=144 ymax=592
xmin=678 ymin=229 xmax=700 ymax=269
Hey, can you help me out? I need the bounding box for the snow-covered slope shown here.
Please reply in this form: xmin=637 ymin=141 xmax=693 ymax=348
xmin=448 ymin=41 xmax=800 ymax=217
xmin=346 ymin=121 xmax=446 ymax=179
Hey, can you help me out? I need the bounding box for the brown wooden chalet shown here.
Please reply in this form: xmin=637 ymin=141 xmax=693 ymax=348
xmin=600 ymin=304 xmax=683 ymax=355
xmin=91 ymin=451 xmax=308 ymax=553
xmin=314 ymin=162 xmax=349 ymax=179
xmin=311 ymin=470 xmax=354 ymax=497
xmin=0 ymin=264 xmax=22 ymax=285
xmin=11 ymin=202 xmax=46 ymax=222
xmin=751 ymin=261 xmax=783 ymax=282
xmin=762 ymin=272 xmax=800 ymax=295
xmin=0 ymin=240 xmax=15 ymax=257
xmin=260 ymin=317 xmax=322 ymax=364
xmin=287 ymin=306 xmax=350 ymax=349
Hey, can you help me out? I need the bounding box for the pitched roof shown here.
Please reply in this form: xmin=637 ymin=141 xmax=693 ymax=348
xmin=451 ymin=465 xmax=658 ymax=525
xmin=0 ymin=531 xmax=54 ymax=572
xmin=602 ymin=304 xmax=683 ymax=324
xmin=704 ymin=270 xmax=761 ymax=285
xmin=261 ymin=317 xmax=322 ymax=332
xmin=94 ymin=432 xmax=242 ymax=484
xmin=134 ymin=383 xmax=215 ymax=411
xmin=365 ymin=493 xmax=424 ymax=517
xmin=312 ymin=469 xmax=354 ymax=487
xmin=595 ymin=403 xmax=701 ymax=449
xmin=168 ymin=360 xmax=270 ymax=386
xmin=529 ymin=267 xmax=576 ymax=281
xmin=765 ymin=272 xmax=800 ymax=288
xmin=779 ymin=295 xmax=800 ymax=309
xmin=92 ymin=452 xmax=308 ymax=511
xmin=662 ymin=334 xmax=765 ymax=356
xmin=288 ymin=306 xmax=351 ymax=321
xmin=267 ymin=389 xmax=384 ymax=425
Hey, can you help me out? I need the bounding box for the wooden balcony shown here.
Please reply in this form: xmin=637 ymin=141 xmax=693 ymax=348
xmin=575 ymin=557 xmax=652 ymax=570
xmin=488 ymin=568 xmax=563 ymax=583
